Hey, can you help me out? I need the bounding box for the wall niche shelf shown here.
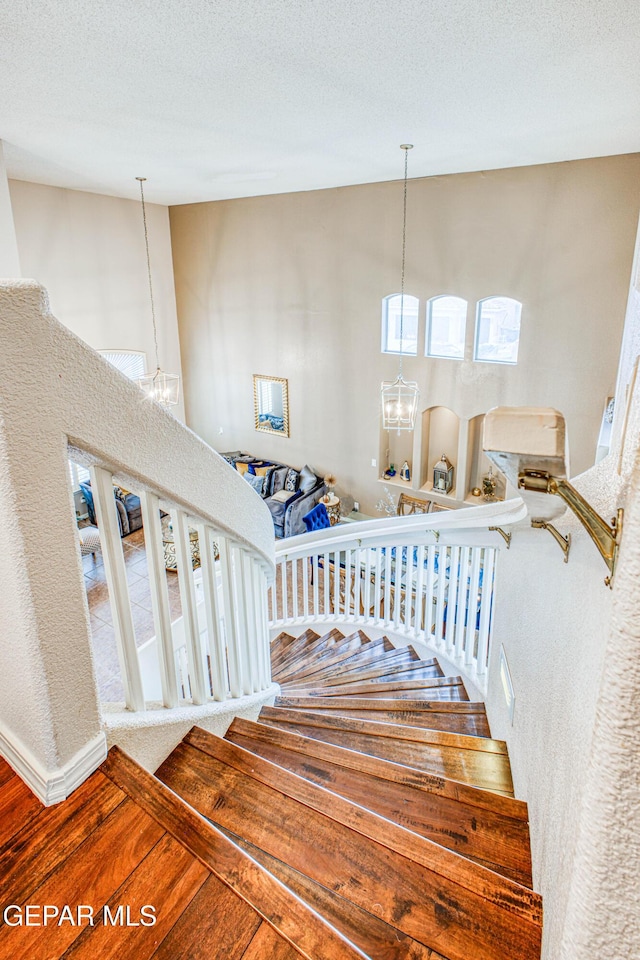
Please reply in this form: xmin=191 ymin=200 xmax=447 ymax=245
xmin=379 ymin=406 xmax=510 ymax=510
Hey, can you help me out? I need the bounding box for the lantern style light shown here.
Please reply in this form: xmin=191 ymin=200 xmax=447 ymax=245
xmin=433 ymin=454 xmax=454 ymax=494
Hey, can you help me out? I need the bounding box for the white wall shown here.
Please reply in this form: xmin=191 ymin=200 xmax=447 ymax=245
xmin=485 ymin=214 xmax=640 ymax=960
xmin=170 ymin=155 xmax=640 ymax=513
xmin=8 ymin=179 xmax=185 ymax=420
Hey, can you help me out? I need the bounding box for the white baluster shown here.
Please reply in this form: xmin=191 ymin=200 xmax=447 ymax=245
xmin=383 ymin=545 xmax=392 ymax=626
xmin=444 ymin=546 xmax=460 ymax=656
xmin=344 ymin=548 xmax=353 ymax=620
xmin=280 ymin=558 xmax=289 ymax=623
xmin=91 ymin=466 xmax=145 ymax=711
xmin=454 ymin=546 xmax=470 ymax=658
xmin=302 ymin=555 xmax=309 ymax=620
xmin=217 ymin=537 xmax=244 ymax=697
xmin=323 ymin=551 xmax=330 ymax=617
xmin=353 ymin=547 xmax=362 ymax=622
xmin=364 ymin=547 xmax=373 ymax=623
xmin=244 ymin=551 xmax=260 ymax=692
xmin=414 ymin=545 xmax=426 ymax=636
xmin=292 ymin=555 xmax=299 ymax=621
xmin=434 ymin=544 xmax=447 ymax=647
xmin=312 ymin=555 xmax=320 ymax=618
xmin=260 ymin=567 xmax=273 ymax=686
xmin=233 ymin=547 xmax=254 ymax=695
xmin=465 ymin=547 xmax=482 ymax=667
xmin=140 ymin=492 xmax=178 ymax=708
xmin=251 ymin=560 xmax=266 ymax=689
xmin=476 ymin=547 xmax=495 ymax=676
xmin=197 ymin=523 xmax=229 ymax=701
xmin=393 ymin=544 xmax=403 ymax=631
xmin=172 ymin=509 xmax=206 ymax=704
xmin=373 ymin=548 xmax=382 ymax=625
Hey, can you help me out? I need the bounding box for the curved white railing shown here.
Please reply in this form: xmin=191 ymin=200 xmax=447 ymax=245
xmin=268 ymin=499 xmax=526 ymax=691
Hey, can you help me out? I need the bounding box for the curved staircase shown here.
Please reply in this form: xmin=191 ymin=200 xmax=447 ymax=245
xmin=0 ymin=628 xmax=542 ymax=959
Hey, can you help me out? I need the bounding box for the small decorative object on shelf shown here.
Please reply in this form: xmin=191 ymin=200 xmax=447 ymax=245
xmin=482 ymin=468 xmax=497 ymax=502
xmin=433 ymin=454 xmax=454 ymax=494
xmin=400 ymin=460 xmax=411 ymax=481
xmin=471 ymin=487 xmax=482 ymax=497
xmin=383 ymin=463 xmax=396 ymax=479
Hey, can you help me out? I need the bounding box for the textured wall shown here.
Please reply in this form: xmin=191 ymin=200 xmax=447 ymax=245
xmin=0 ymin=143 xmax=20 ymax=276
xmin=170 ymin=155 xmax=640 ymax=513
xmin=0 ymin=280 xmax=273 ymax=785
xmin=485 ymin=216 xmax=640 ymax=959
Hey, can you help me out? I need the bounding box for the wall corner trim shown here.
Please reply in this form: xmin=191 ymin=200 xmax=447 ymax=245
xmin=0 ymin=726 xmax=108 ymax=806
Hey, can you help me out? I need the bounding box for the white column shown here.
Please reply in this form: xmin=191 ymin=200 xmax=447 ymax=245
xmin=0 ymin=142 xmax=21 ymax=278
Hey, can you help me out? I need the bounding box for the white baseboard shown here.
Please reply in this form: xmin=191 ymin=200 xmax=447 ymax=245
xmin=0 ymin=727 xmax=107 ymax=806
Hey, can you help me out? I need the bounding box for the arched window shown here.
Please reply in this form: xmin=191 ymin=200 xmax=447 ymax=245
xmin=426 ymin=296 xmax=467 ymax=359
xmin=474 ymin=297 xmax=522 ymax=364
xmin=381 ymin=294 xmax=419 ymax=355
xmin=99 ymin=350 xmax=146 ymax=380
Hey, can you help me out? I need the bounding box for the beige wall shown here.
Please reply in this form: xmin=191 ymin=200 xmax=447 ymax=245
xmin=171 ymin=155 xmax=640 ymax=512
xmin=9 ymin=179 xmax=185 ymax=420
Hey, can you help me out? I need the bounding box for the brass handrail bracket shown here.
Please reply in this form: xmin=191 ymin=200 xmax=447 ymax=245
xmin=519 ymin=470 xmax=623 ymax=587
xmin=488 ymin=526 xmax=512 ymax=548
xmin=531 ymin=519 xmax=571 ymax=563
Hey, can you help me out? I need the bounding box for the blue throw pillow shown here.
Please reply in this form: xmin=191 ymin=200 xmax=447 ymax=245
xmin=244 ymin=473 xmax=265 ymax=496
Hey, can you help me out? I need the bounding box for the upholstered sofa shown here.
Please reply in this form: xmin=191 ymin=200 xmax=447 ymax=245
xmin=221 ymin=452 xmax=326 ymax=538
xmin=79 ymin=480 xmax=143 ymax=538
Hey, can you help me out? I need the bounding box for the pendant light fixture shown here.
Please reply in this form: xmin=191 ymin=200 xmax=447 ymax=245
xmin=381 ymin=144 xmax=419 ymax=433
xmin=135 ymin=177 xmax=180 ymax=406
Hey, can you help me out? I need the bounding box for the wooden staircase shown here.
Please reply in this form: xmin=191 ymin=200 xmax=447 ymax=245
xmin=0 ymin=628 xmax=542 ymax=959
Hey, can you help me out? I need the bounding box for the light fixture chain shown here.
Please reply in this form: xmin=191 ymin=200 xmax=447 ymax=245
xmin=137 ymin=177 xmax=160 ymax=372
xmin=399 ymin=145 xmax=409 ymax=375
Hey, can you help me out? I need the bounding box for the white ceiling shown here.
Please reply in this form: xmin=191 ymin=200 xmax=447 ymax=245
xmin=2 ymin=0 xmax=640 ymax=206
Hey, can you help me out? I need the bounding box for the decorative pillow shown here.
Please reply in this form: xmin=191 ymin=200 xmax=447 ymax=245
xmin=270 ymin=466 xmax=289 ymax=495
xmin=252 ymin=463 xmax=273 ymax=476
xmin=271 ymin=489 xmax=297 ymax=503
xmin=235 ymin=461 xmax=251 ymax=476
xmin=113 ymin=485 xmax=131 ymax=501
xmin=245 ymin=473 xmax=265 ymax=496
xmin=284 ymin=468 xmax=299 ymax=492
xmin=298 ymin=464 xmax=318 ymax=494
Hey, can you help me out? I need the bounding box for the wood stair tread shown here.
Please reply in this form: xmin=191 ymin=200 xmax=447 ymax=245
xmin=274 ymin=627 xmax=346 ymax=669
xmin=226 ymin=717 xmax=533 ymax=886
xmin=274 ymin=696 xmax=492 ymax=737
xmin=219 ymin=824 xmax=445 ymax=960
xmin=281 ymin=675 xmax=471 ymax=700
xmin=258 ymin=707 xmax=513 ymax=796
xmin=312 ymin=658 xmax=445 ymax=687
xmin=156 ymin=728 xmax=541 ymax=960
xmin=275 ymin=635 xmax=399 ymax=684
xmin=273 ymin=628 xmax=363 ymax=680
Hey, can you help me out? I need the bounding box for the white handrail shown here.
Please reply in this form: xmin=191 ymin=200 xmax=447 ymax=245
xmin=268 ymin=499 xmax=525 ymax=691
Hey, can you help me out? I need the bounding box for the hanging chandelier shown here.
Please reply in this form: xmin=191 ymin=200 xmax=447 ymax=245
xmin=135 ymin=177 xmax=180 ymax=406
xmin=381 ymin=145 xmax=419 ymax=433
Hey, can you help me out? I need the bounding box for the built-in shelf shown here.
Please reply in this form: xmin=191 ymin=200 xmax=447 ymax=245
xmin=378 ymin=475 xmax=413 ymax=489
xmin=379 ymin=405 xmax=510 ymax=510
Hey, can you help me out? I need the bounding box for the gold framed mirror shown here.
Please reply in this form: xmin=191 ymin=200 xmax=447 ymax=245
xmin=253 ymin=374 xmax=289 ymax=437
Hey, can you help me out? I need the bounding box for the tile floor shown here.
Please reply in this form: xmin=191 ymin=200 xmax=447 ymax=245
xmin=82 ymin=527 xmax=184 ymax=702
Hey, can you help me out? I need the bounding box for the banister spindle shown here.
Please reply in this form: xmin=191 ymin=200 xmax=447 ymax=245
xmin=172 ymin=509 xmax=206 ymax=704
xmin=140 ymin=491 xmax=178 ymax=707
xmin=91 ymin=466 xmax=145 ymax=712
xmin=218 ymin=537 xmax=244 ymax=697
xmin=197 ymin=523 xmax=229 ymax=701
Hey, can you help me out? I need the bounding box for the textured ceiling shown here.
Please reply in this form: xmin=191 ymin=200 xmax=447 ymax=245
xmin=2 ymin=0 xmax=640 ymax=205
